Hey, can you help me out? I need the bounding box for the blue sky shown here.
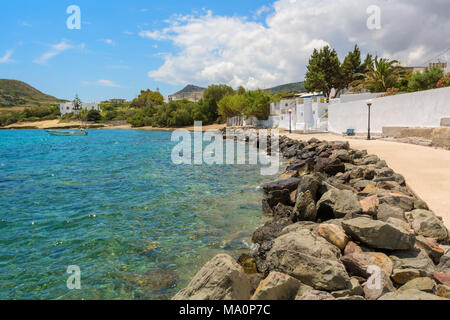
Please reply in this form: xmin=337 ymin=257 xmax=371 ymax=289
xmin=1 ymin=0 xmax=448 ymax=102
xmin=0 ymin=0 xmax=273 ymax=101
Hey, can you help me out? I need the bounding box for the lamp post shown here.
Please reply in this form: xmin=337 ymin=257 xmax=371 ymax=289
xmin=288 ymin=109 xmax=292 ymax=133
xmin=366 ymin=99 xmax=372 ymax=140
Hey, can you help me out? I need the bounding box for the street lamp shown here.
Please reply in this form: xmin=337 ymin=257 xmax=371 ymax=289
xmin=288 ymin=109 xmax=292 ymax=133
xmin=366 ymin=99 xmax=372 ymax=140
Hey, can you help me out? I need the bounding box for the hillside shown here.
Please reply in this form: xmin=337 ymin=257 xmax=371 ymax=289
xmin=171 ymin=84 xmax=206 ymax=96
xmin=265 ymin=82 xmax=306 ymax=94
xmin=0 ymin=79 xmax=64 ymax=108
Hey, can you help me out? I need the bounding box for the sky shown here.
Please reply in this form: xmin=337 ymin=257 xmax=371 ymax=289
xmin=0 ymin=0 xmax=449 ymax=102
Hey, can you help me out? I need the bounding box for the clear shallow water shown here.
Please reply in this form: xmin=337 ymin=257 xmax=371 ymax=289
xmin=0 ymin=129 xmax=277 ymax=300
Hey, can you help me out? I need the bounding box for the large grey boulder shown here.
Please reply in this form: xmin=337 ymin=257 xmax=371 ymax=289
xmin=293 ymin=191 xmax=317 ymax=222
xmin=293 ymin=174 xmax=323 ymax=221
xmin=377 ymin=203 xmax=406 ymax=222
xmin=406 ymin=209 xmax=449 ymax=241
xmin=379 ymin=194 xmax=415 ymax=212
xmin=266 ymin=228 xmax=351 ymax=291
xmin=296 ymin=290 xmax=336 ymax=300
xmin=262 ymin=178 xmax=301 ymax=193
xmin=341 ymin=251 xmax=393 ymax=278
xmin=317 ymin=223 xmax=349 ymax=250
xmin=342 ymin=217 xmax=415 ymax=250
xmin=378 ymin=289 xmax=447 ymax=300
xmin=389 ymin=249 xmax=436 ymax=277
xmin=399 ymin=277 xmax=436 ymax=292
xmin=437 ymin=246 xmax=450 ymax=273
xmin=363 ymin=271 xmax=395 ymax=300
xmin=172 ymin=254 xmax=252 ymax=300
xmin=316 ymin=189 xmax=362 ymax=220
xmin=251 ymin=271 xmax=301 ymax=300
xmin=252 ymin=218 xmax=293 ymax=245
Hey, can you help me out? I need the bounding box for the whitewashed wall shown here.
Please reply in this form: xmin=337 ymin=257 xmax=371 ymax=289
xmin=328 ymin=87 xmax=450 ymax=134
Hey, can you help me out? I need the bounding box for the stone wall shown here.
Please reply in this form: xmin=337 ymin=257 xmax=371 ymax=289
xmin=382 ymin=127 xmax=450 ymax=148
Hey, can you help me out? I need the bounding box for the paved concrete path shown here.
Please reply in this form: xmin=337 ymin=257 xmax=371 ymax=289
xmin=283 ymin=131 xmax=450 ymax=228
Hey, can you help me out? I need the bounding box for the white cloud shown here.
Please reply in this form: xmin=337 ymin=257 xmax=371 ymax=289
xmin=139 ymin=30 xmax=165 ymax=40
xmin=101 ymin=39 xmax=116 ymax=46
xmin=34 ymin=40 xmax=74 ymax=65
xmin=97 ymin=80 xmax=121 ymax=88
xmin=0 ymin=50 xmax=14 ymax=63
xmin=142 ymin=0 xmax=450 ymax=89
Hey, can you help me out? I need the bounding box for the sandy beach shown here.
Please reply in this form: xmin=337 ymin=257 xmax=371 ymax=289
xmin=1 ymin=119 xmax=226 ymax=132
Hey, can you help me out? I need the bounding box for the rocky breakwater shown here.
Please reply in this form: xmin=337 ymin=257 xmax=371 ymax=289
xmin=173 ymin=136 xmax=450 ymax=300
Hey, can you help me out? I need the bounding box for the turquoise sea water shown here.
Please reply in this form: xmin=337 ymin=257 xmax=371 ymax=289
xmin=0 ymin=129 xmax=277 ymax=300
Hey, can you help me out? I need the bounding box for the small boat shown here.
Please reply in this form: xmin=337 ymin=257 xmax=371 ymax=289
xmin=45 ymin=129 xmax=88 ymax=136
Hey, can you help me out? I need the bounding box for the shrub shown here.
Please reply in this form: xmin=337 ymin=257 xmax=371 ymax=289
xmin=436 ymin=73 xmax=450 ymax=88
xmin=408 ymin=66 xmax=444 ymax=92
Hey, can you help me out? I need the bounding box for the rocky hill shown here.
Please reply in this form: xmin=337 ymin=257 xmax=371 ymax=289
xmin=0 ymin=79 xmax=64 ymax=108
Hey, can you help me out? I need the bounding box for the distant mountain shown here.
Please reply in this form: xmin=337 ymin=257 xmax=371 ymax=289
xmin=264 ymin=82 xmax=306 ymax=94
xmin=0 ymin=79 xmax=65 ymax=108
xmin=171 ymin=84 xmax=206 ymax=96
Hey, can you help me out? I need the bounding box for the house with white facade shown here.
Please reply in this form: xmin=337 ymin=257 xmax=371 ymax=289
xmin=60 ymin=102 xmax=101 ymax=115
xmin=266 ymin=96 xmax=328 ymax=132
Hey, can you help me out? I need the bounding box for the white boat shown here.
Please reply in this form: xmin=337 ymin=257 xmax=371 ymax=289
xmin=45 ymin=129 xmax=88 ymax=136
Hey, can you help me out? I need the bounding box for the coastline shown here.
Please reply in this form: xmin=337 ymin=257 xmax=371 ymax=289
xmin=173 ymin=134 xmax=450 ymax=300
xmin=0 ymin=119 xmax=226 ymax=132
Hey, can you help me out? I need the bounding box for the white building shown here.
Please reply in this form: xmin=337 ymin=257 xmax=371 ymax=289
xmin=266 ymin=97 xmax=328 ymax=131
xmin=60 ymin=102 xmax=100 ymax=115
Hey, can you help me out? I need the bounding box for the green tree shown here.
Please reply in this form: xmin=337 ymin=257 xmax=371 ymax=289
xmin=408 ymin=66 xmax=444 ymax=92
xmin=350 ymin=57 xmax=406 ymax=92
xmin=130 ymin=89 xmax=164 ymax=108
xmin=218 ymin=94 xmax=247 ymax=119
xmin=193 ymin=84 xmax=234 ymax=124
xmin=304 ymin=46 xmax=341 ymax=99
xmin=86 ymin=109 xmax=102 ymax=122
xmin=338 ymin=45 xmax=365 ymax=94
xmin=242 ymin=90 xmax=272 ymax=120
xmin=73 ymin=94 xmax=82 ymax=111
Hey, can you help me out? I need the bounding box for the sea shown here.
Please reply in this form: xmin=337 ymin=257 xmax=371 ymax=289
xmin=0 ymin=129 xmax=278 ymax=299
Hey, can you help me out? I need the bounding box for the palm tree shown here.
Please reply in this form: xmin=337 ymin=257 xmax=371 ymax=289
xmin=350 ymin=57 xmax=407 ymax=93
